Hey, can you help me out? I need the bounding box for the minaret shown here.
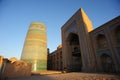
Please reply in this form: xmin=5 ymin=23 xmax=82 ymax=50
xmin=21 ymin=22 xmax=47 ymax=72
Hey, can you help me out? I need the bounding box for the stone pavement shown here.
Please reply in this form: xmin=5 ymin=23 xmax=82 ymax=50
xmin=31 ymin=70 xmax=62 ymax=75
xmin=9 ymin=72 xmax=120 ymax=80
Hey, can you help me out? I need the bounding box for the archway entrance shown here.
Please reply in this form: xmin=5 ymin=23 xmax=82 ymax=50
xmin=67 ymin=33 xmax=82 ymax=72
xmin=100 ymin=54 xmax=113 ymax=72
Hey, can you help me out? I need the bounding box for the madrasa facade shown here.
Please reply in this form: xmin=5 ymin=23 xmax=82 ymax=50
xmin=48 ymin=8 xmax=120 ymax=73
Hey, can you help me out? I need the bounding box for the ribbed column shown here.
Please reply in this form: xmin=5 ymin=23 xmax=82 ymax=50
xmin=21 ymin=22 xmax=47 ymax=71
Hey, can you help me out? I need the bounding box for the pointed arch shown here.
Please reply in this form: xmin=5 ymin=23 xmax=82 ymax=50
xmin=96 ymin=34 xmax=107 ymax=49
xmin=100 ymin=53 xmax=114 ymax=72
xmin=66 ymin=33 xmax=79 ymax=45
xmin=66 ymin=33 xmax=82 ymax=71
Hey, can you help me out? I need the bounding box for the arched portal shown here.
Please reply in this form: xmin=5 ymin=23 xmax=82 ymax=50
xmin=100 ymin=54 xmax=113 ymax=72
xmin=66 ymin=33 xmax=82 ymax=72
xmin=96 ymin=34 xmax=107 ymax=49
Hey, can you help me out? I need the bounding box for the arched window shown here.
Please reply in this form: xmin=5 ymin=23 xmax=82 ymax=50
xmin=96 ymin=34 xmax=107 ymax=49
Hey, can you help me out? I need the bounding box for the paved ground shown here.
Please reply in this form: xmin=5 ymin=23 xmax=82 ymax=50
xmin=9 ymin=73 xmax=120 ymax=80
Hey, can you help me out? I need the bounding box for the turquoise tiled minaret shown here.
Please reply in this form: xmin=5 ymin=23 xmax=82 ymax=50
xmin=21 ymin=22 xmax=47 ymax=71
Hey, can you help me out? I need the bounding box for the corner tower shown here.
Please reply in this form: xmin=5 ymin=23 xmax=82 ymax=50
xmin=21 ymin=22 xmax=47 ymax=71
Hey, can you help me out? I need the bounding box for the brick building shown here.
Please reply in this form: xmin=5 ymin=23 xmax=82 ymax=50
xmin=48 ymin=45 xmax=63 ymax=71
xmin=48 ymin=8 xmax=120 ymax=73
